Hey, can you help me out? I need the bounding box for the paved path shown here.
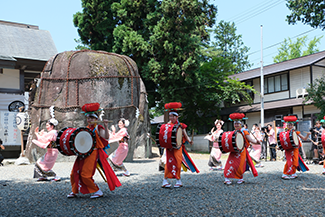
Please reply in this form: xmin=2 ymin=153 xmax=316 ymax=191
xmin=0 ymin=151 xmax=324 ymax=217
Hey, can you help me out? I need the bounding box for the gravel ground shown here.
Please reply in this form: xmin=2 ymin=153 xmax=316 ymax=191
xmin=1 ymin=149 xmax=325 ymax=217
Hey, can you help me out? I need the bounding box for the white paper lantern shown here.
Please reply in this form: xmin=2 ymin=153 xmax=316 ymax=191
xmin=16 ymin=112 xmax=30 ymax=131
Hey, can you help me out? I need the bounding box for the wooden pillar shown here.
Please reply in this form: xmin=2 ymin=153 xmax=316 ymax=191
xmin=164 ymin=111 xmax=169 ymax=124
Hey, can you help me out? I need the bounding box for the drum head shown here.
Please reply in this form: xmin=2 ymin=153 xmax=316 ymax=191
xmin=74 ymin=131 xmax=93 ymax=154
xmin=176 ymin=127 xmax=183 ymax=147
xmin=235 ymin=133 xmax=244 ymax=150
xmin=292 ymin=131 xmax=299 ymax=146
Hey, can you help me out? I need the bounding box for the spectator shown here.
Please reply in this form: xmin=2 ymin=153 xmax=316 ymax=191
xmin=266 ymin=124 xmax=277 ymax=161
xmin=311 ymin=121 xmax=323 ymax=162
xmin=241 ymin=124 xmax=250 ymax=133
xmin=0 ymin=139 xmax=5 ymax=166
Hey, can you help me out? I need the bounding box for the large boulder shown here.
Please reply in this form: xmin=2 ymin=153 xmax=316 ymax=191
xmin=26 ymin=50 xmax=151 ymax=162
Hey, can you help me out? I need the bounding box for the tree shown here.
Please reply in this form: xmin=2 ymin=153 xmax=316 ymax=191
xmin=304 ymin=75 xmax=325 ymax=119
xmin=73 ymin=0 xmax=120 ymax=51
xmin=286 ymin=0 xmax=325 ymax=30
xmin=74 ymin=0 xmax=217 ymax=108
xmin=273 ymin=36 xmax=323 ymax=63
xmin=73 ymin=1 xmax=254 ymax=128
xmin=74 ymin=38 xmax=90 ymax=51
xmin=177 ymin=50 xmax=256 ymax=129
xmin=211 ymin=20 xmax=251 ymax=73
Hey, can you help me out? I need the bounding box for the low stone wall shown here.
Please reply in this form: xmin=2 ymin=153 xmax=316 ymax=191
xmin=186 ymin=134 xmax=209 ymax=153
xmin=186 ymin=135 xmax=315 ymax=160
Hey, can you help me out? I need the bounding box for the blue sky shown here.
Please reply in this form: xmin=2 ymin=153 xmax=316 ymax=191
xmin=1 ymin=0 xmax=324 ymax=70
xmin=213 ymin=0 xmax=325 ymax=68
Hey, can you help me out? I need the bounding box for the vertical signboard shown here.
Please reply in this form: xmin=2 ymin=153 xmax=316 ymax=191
xmin=0 ymin=111 xmax=20 ymax=145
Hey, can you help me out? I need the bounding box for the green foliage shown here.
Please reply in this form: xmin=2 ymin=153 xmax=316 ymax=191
xmin=273 ymin=36 xmax=323 ymax=63
xmin=177 ymin=55 xmax=256 ymax=129
xmin=211 ymin=20 xmax=251 ymax=73
xmin=73 ymin=0 xmax=119 ymax=51
xmin=303 ymin=36 xmax=323 ymax=55
xmin=73 ymin=0 xmax=254 ymax=129
xmin=74 ymin=38 xmax=90 ymax=50
xmin=305 ymin=75 xmax=325 ymax=119
xmin=286 ymin=0 xmax=325 ymax=30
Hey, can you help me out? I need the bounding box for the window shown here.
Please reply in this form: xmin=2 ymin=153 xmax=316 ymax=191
xmin=281 ymin=74 xmax=288 ymax=90
xmin=264 ymin=73 xmax=288 ymax=94
xmin=246 ymin=80 xmax=254 ymax=100
xmin=275 ymin=75 xmax=281 ymax=92
xmin=268 ymin=77 xmax=274 ymax=93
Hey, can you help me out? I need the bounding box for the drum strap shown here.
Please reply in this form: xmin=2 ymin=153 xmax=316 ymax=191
xmin=92 ymin=127 xmax=98 ymax=135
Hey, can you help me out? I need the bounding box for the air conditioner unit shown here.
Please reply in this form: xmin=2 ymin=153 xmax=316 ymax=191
xmin=296 ymin=88 xmax=308 ymax=99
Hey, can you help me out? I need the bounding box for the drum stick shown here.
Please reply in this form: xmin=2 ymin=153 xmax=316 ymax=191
xmin=307 ymin=138 xmax=323 ymax=147
xmin=96 ymin=163 xmax=107 ymax=183
xmin=310 ymin=129 xmax=321 ymax=134
xmin=91 ymin=120 xmax=113 ymax=124
xmin=303 ymin=130 xmax=320 ymax=135
xmin=149 ymin=135 xmax=157 ymax=144
xmin=191 ymin=129 xmax=194 ymax=145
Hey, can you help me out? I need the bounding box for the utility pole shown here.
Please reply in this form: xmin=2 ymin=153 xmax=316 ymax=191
xmin=260 ymin=25 xmax=264 ymax=128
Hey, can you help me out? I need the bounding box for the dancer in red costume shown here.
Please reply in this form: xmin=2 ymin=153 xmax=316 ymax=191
xmin=224 ymin=113 xmax=259 ymax=185
xmin=281 ymin=115 xmax=310 ymax=180
xmin=67 ymin=103 xmax=121 ymax=199
xmin=160 ymin=102 xmax=199 ymax=188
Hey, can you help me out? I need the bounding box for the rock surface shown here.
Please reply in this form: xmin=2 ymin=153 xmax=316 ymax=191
xmin=26 ymin=50 xmax=151 ymax=162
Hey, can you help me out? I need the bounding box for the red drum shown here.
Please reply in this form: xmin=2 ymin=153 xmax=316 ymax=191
xmin=56 ymin=127 xmax=96 ymax=158
xmin=277 ymin=130 xmax=299 ymax=151
xmin=218 ymin=130 xmax=245 ymax=153
xmin=156 ymin=123 xmax=183 ymax=149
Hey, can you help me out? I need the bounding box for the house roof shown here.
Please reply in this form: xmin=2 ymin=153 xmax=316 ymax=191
xmin=0 ymin=20 xmax=57 ymax=62
xmin=229 ymin=50 xmax=325 ymax=81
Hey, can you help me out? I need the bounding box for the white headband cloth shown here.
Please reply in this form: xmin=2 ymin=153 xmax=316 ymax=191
xmin=169 ymin=112 xmax=179 ymax=116
xmin=87 ymin=113 xmax=98 ymax=119
xmin=234 ymin=120 xmax=242 ymax=124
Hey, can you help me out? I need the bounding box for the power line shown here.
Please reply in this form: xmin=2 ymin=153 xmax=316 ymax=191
xmin=247 ymin=28 xmax=317 ymax=57
xmin=236 ymin=0 xmax=286 ymax=25
xmin=225 ymin=0 xmax=285 ymax=24
xmin=226 ymin=0 xmax=275 ymax=22
xmin=250 ymin=29 xmax=324 ymax=66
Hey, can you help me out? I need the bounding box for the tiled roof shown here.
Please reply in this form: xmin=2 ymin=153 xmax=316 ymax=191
xmin=0 ymin=20 xmax=57 ymax=62
xmin=230 ymin=50 xmax=325 ymax=81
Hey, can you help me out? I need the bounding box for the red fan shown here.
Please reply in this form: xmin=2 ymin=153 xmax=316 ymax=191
xmin=82 ymin=103 xmax=100 ymax=113
xmin=229 ymin=113 xmax=245 ymax=120
xmin=164 ymin=102 xmax=182 ymax=110
xmin=283 ymin=116 xmax=297 ymax=122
